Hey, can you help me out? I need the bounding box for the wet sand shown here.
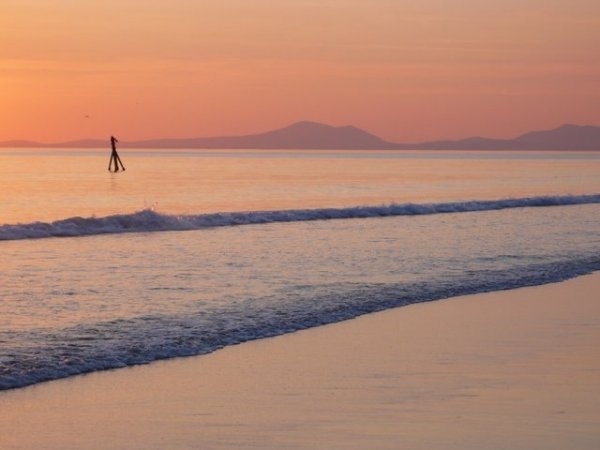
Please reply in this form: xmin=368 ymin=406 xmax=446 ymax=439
xmin=1 ymin=273 xmax=599 ymax=449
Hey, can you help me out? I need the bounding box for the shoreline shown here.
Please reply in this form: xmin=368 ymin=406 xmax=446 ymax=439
xmin=1 ymin=273 xmax=599 ymax=449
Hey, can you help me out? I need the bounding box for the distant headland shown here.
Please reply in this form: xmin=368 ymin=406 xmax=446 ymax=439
xmin=2 ymin=122 xmax=599 ymax=150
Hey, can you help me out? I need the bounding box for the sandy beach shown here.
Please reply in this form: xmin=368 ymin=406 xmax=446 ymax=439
xmin=1 ymin=273 xmax=599 ymax=450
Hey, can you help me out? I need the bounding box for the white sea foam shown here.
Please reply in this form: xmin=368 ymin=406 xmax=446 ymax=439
xmin=1 ymin=193 xmax=599 ymax=241
xmin=1 ymin=255 xmax=599 ymax=391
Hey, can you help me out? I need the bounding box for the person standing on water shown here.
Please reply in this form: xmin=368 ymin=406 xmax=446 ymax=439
xmin=108 ymin=135 xmax=126 ymax=172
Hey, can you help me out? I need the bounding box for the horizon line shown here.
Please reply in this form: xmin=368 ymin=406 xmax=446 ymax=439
xmin=1 ymin=120 xmax=599 ymax=149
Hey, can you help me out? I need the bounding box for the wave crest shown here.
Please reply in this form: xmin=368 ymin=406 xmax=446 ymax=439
xmin=2 ymin=193 xmax=600 ymax=241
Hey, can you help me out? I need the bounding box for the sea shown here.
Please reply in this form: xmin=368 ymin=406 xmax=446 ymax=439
xmin=1 ymin=148 xmax=599 ymax=391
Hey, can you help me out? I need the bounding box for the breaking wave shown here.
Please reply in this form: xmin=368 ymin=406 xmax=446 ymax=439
xmin=1 ymin=193 xmax=599 ymax=241
xmin=2 ymin=255 xmax=599 ymax=391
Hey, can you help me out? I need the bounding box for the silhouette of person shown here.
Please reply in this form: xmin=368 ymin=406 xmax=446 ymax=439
xmin=108 ymin=136 xmax=126 ymax=172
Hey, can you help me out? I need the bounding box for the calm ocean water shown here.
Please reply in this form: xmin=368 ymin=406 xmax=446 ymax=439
xmin=1 ymin=149 xmax=600 ymax=390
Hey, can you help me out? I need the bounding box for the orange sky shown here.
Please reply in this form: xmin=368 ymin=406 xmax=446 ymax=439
xmin=1 ymin=0 xmax=599 ymax=142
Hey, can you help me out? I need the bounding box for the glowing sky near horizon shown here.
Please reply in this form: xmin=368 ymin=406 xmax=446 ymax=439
xmin=1 ymin=0 xmax=599 ymax=142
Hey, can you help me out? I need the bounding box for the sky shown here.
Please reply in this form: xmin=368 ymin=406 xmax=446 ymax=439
xmin=1 ymin=0 xmax=599 ymax=142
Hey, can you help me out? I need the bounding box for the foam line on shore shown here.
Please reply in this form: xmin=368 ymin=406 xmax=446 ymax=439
xmin=2 ymin=254 xmax=600 ymax=391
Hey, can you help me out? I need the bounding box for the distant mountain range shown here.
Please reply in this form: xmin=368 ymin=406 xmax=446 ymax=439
xmin=2 ymin=121 xmax=599 ymax=150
